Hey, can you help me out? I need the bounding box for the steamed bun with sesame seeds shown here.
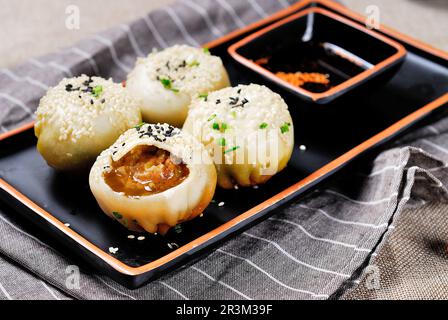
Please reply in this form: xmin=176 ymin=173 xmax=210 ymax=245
xmin=34 ymin=75 xmax=142 ymax=171
xmin=126 ymin=45 xmax=230 ymax=127
xmin=183 ymin=84 xmax=294 ymax=189
xmin=89 ymin=123 xmax=217 ymax=234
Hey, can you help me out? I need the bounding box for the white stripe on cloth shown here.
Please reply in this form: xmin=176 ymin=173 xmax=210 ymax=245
xmin=248 ymin=0 xmax=269 ymax=18
xmin=95 ymin=276 xmax=136 ymax=300
xmin=356 ymin=164 xmax=405 ymax=178
xmin=421 ymin=139 xmax=448 ymax=155
xmin=322 ymin=190 xmax=398 ymax=206
xmin=298 ymin=204 xmax=389 ymax=229
xmin=0 ymin=92 xmax=35 ymax=117
xmin=242 ymin=232 xmax=351 ymax=278
xmin=216 ymin=0 xmax=246 ymax=29
xmin=142 ymin=15 xmax=169 ymax=49
xmin=216 ymin=249 xmax=329 ymax=299
xmin=427 ymin=125 xmax=440 ymax=135
xmin=277 ymin=0 xmax=291 ymax=9
xmin=0 ymin=281 xmax=12 ymax=300
xmin=268 ymin=217 xmax=371 ymax=252
xmin=357 ymin=160 xmax=448 ymax=179
xmin=183 ymin=0 xmax=223 ymax=37
xmin=92 ymin=35 xmax=132 ymax=73
xmin=40 ymin=280 xmax=60 ymax=300
xmin=191 ymin=266 xmax=252 ymax=300
xmin=48 ymin=62 xmax=73 ymax=77
xmin=157 ymin=281 xmax=189 ymax=300
xmin=28 ymin=58 xmax=46 ymax=68
xmin=120 ymin=24 xmax=145 ymax=57
xmin=0 ymin=69 xmax=49 ymax=90
xmin=163 ymin=7 xmax=200 ymax=47
xmin=29 ymin=58 xmax=72 ymax=77
xmin=70 ymin=47 xmax=101 ymax=75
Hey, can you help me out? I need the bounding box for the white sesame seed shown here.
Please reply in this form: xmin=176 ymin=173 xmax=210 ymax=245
xmin=108 ymin=247 xmax=119 ymax=254
xmin=127 ymin=235 xmax=135 ymax=239
xmin=168 ymin=242 xmax=179 ymax=250
xmin=299 ymin=145 xmax=307 ymax=151
xmin=234 ymin=185 xmax=239 ymax=190
xmin=64 ymin=223 xmax=70 ymax=227
xmin=253 ymin=185 xmax=259 ymax=189
xmin=218 ymin=201 xmax=225 ymax=207
xmin=199 ymin=213 xmax=204 ymax=218
xmin=137 ymin=236 xmax=146 ymax=241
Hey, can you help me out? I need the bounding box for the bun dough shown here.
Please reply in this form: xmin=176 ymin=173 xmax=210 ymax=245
xmin=89 ymin=123 xmax=217 ymax=234
xmin=35 ymin=75 xmax=141 ymax=171
xmin=126 ymin=45 xmax=230 ymax=127
xmin=183 ymin=84 xmax=294 ymax=189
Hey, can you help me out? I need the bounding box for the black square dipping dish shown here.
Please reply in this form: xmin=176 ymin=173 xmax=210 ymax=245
xmin=229 ymin=7 xmax=407 ymax=104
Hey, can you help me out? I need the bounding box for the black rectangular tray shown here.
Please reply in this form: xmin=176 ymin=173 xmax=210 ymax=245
xmin=0 ymin=0 xmax=447 ymax=288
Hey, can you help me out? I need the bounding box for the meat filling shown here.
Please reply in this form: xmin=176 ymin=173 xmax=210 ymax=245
xmin=104 ymin=145 xmax=189 ymax=196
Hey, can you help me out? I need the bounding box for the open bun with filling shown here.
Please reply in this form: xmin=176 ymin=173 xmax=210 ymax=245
xmin=89 ymin=123 xmax=217 ymax=234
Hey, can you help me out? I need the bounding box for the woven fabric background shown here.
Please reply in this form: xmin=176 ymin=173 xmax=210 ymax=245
xmin=0 ymin=0 xmax=447 ymax=300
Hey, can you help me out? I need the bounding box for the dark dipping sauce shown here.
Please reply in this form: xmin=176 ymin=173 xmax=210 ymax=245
xmin=104 ymin=145 xmax=189 ymax=197
xmin=255 ymin=41 xmax=368 ymax=93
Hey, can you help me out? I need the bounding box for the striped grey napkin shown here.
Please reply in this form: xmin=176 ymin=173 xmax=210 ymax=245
xmin=0 ymin=0 xmax=447 ymax=300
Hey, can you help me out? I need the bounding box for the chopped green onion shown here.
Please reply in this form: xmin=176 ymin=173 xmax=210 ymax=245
xmin=218 ymin=137 xmax=226 ymax=146
xmin=224 ymin=146 xmax=240 ymax=154
xmin=212 ymin=122 xmax=220 ymax=130
xmin=189 ymin=60 xmax=200 ymax=67
xmin=203 ymin=47 xmax=210 ymax=55
xmin=198 ymin=93 xmax=208 ymax=101
xmin=134 ymin=122 xmax=146 ymax=129
xmin=207 ymin=114 xmax=217 ymax=122
xmin=259 ymin=122 xmax=268 ymax=129
xmin=280 ymin=122 xmax=291 ymax=134
xmin=112 ymin=212 xmax=122 ymax=219
xmin=92 ymin=85 xmax=103 ymax=98
xmin=231 ymin=111 xmax=237 ymax=118
xmin=159 ymin=77 xmax=179 ymax=93
xmin=221 ymin=123 xmax=228 ymax=131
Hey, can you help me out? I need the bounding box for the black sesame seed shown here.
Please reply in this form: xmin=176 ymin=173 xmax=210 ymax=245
xmin=229 ymin=97 xmax=239 ymax=105
xmin=101 ymin=99 xmax=105 ymax=103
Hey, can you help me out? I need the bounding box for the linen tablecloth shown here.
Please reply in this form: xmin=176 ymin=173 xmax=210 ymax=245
xmin=0 ymin=0 xmax=447 ymax=300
